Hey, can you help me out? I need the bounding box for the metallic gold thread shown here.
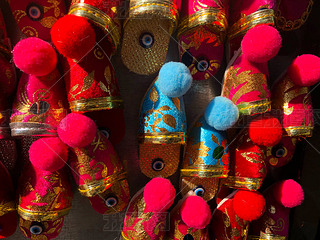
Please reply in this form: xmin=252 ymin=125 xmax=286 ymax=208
xmin=78 ymin=171 xmax=127 ymax=197
xmin=177 ymin=7 xmax=227 ymax=42
xmin=18 ymin=206 xmax=71 ymax=222
xmin=69 ymin=96 xmax=123 ymax=112
xmin=228 ymin=9 xmax=275 ymax=40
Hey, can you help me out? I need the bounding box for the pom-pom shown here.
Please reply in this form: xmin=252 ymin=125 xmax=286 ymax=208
xmin=143 ymin=177 xmax=176 ymax=212
xmin=288 ymin=54 xmax=320 ymax=87
xmin=180 ymin=196 xmax=211 ymax=229
xmin=58 ymin=113 xmax=97 ymax=148
xmin=51 ymin=15 xmax=96 ymax=60
xmin=29 ymin=137 xmax=68 ymax=172
xmin=242 ymin=25 xmax=282 ymax=63
xmin=248 ymin=115 xmax=282 ymax=147
xmin=233 ymin=190 xmax=266 ymax=221
xmin=273 ymin=179 xmax=304 ymax=208
xmin=204 ymin=96 xmax=239 ymax=131
xmin=13 ymin=38 xmax=57 ymax=76
xmin=158 ymin=62 xmax=192 ymax=98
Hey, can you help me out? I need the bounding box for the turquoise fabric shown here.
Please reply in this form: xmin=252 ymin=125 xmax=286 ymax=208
xmin=139 ymin=80 xmax=187 ymax=135
xmin=186 ymin=116 xmax=229 ymax=167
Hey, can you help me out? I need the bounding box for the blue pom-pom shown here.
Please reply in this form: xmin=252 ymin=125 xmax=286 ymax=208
xmin=158 ymin=62 xmax=192 ymax=98
xmin=204 ymin=97 xmax=239 ymax=131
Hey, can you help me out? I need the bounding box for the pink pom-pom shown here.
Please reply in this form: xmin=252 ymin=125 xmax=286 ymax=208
xmin=180 ymin=196 xmax=211 ymax=229
xmin=143 ymin=177 xmax=176 ymax=212
xmin=273 ymin=179 xmax=304 ymax=208
xmin=29 ymin=137 xmax=68 ymax=172
xmin=248 ymin=115 xmax=282 ymax=147
xmin=13 ymin=37 xmax=57 ymax=76
xmin=58 ymin=113 xmax=97 ymax=148
xmin=51 ymin=15 xmax=96 ymax=60
xmin=233 ymin=190 xmax=266 ymax=221
xmin=288 ymin=54 xmax=320 ymax=87
xmin=242 ymin=25 xmax=282 ymax=63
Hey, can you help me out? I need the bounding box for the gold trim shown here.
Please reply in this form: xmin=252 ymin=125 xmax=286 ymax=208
xmin=124 ymin=0 xmax=179 ymax=34
xmin=69 ymin=96 xmax=123 ymax=113
xmin=18 ymin=206 xmax=71 ymax=222
xmin=10 ymin=122 xmax=57 ymax=137
xmin=248 ymin=233 xmax=287 ymax=240
xmin=121 ymin=231 xmax=130 ymax=240
xmin=177 ymin=7 xmax=227 ymax=41
xmin=78 ymin=170 xmax=127 ymax=197
xmin=0 ymin=201 xmax=16 ymax=216
xmin=180 ymin=165 xmax=228 ymax=178
xmin=228 ymin=8 xmax=275 ymax=40
xmin=284 ymin=126 xmax=313 ymax=137
xmin=237 ymin=99 xmax=271 ymax=115
xmin=248 ymin=236 xmax=261 ymax=240
xmin=275 ymin=0 xmax=313 ymax=31
xmin=69 ymin=3 xmax=121 ymax=50
xmin=222 ymin=176 xmax=263 ymax=191
xmin=138 ymin=132 xmax=186 ymax=144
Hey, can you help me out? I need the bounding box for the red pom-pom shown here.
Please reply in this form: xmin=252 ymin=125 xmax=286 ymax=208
xmin=242 ymin=25 xmax=282 ymax=63
xmin=13 ymin=37 xmax=57 ymax=76
xmin=51 ymin=15 xmax=96 ymax=60
xmin=273 ymin=179 xmax=304 ymax=208
xmin=288 ymin=54 xmax=320 ymax=87
xmin=29 ymin=137 xmax=68 ymax=172
xmin=233 ymin=190 xmax=266 ymax=221
xmin=143 ymin=177 xmax=176 ymax=212
xmin=180 ymin=196 xmax=211 ymax=229
xmin=58 ymin=113 xmax=97 ymax=148
xmin=248 ymin=115 xmax=282 ymax=147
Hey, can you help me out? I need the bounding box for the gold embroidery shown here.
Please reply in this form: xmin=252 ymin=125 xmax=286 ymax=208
xmin=13 ymin=10 xmax=27 ymax=23
xmin=272 ymin=75 xmax=312 ymax=136
xmin=240 ymin=151 xmax=264 ymax=164
xmin=0 ymin=201 xmax=16 ymax=216
xmin=123 ymin=194 xmax=155 ymax=240
xmin=94 ymin=48 xmax=104 ymax=60
xmin=222 ymin=66 xmax=268 ymax=104
xmin=19 ymin=172 xmax=71 ymax=222
xmin=222 ymin=66 xmax=270 ymax=114
xmin=39 ymin=16 xmax=57 ymax=28
xmin=78 ymin=170 xmax=127 ymax=197
xmin=275 ymin=0 xmax=313 ymax=31
xmin=185 ymin=137 xmax=210 ymax=165
xmin=21 ymin=26 xmax=39 ymax=38
xmin=172 ymin=97 xmax=181 ymax=111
